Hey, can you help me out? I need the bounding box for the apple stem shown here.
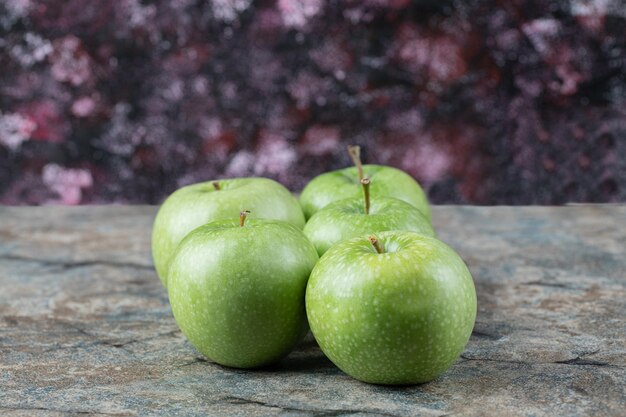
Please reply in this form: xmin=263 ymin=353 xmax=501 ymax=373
xmin=361 ymin=178 xmax=371 ymax=215
xmin=347 ymin=145 xmax=364 ymax=182
xmin=212 ymin=181 xmax=221 ymax=191
xmin=239 ymin=210 xmax=250 ymax=227
xmin=369 ymin=235 xmax=384 ymax=254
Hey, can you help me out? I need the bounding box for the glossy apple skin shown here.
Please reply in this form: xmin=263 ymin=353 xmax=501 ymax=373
xmin=303 ymin=197 xmax=435 ymax=256
xmin=168 ymin=218 xmax=318 ymax=368
xmin=306 ymin=231 xmax=476 ymax=385
xmin=299 ymin=165 xmax=431 ymax=222
xmin=152 ymin=177 xmax=305 ymax=287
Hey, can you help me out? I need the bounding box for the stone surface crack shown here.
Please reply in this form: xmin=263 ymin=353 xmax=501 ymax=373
xmin=0 ymin=254 xmax=153 ymax=271
xmin=107 ymin=329 xmax=181 ymax=348
xmin=521 ymin=281 xmax=579 ymax=290
xmin=0 ymin=406 xmax=129 ymax=416
xmin=460 ymin=356 xmax=529 ymax=365
xmin=221 ymin=396 xmax=404 ymax=416
xmin=182 ymin=357 xmax=210 ymax=366
xmin=554 ymin=357 xmax=615 ymax=367
xmin=461 ymin=355 xmax=619 ymax=368
xmin=470 ymin=329 xmax=503 ymax=340
xmin=42 ymin=321 xmax=180 ymax=354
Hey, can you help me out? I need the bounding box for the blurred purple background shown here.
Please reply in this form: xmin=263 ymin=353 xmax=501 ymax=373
xmin=0 ymin=0 xmax=625 ymax=205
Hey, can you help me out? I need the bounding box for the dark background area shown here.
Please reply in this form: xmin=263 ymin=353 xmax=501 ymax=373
xmin=0 ymin=0 xmax=624 ymax=205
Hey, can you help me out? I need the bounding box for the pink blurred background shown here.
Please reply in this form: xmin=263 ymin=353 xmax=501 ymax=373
xmin=0 ymin=0 xmax=624 ymax=205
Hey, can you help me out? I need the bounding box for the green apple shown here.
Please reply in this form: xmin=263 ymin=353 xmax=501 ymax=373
xmin=152 ymin=177 xmax=305 ymax=287
xmin=303 ymin=178 xmax=435 ymax=256
xmin=299 ymin=146 xmax=431 ymax=221
xmin=168 ymin=212 xmax=319 ymax=368
xmin=306 ymin=231 xmax=476 ymax=385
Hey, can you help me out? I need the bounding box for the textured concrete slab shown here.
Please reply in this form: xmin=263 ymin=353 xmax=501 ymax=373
xmin=0 ymin=205 xmax=624 ymax=416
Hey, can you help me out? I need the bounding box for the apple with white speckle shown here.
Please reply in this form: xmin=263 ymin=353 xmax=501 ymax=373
xmin=306 ymin=231 xmax=477 ymax=385
xmin=152 ymin=177 xmax=305 ymax=288
xmin=303 ymin=177 xmax=435 ymax=256
xmin=168 ymin=212 xmax=318 ymax=368
xmin=299 ymin=146 xmax=431 ymax=222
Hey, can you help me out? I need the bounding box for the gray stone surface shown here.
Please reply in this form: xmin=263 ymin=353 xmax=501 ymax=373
xmin=0 ymin=205 xmax=624 ymax=416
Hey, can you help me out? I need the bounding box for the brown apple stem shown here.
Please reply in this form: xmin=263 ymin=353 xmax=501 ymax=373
xmin=212 ymin=181 xmax=221 ymax=191
xmin=361 ymin=178 xmax=371 ymax=215
xmin=347 ymin=145 xmax=364 ymax=182
xmin=239 ymin=210 xmax=250 ymax=227
xmin=369 ymin=235 xmax=384 ymax=254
